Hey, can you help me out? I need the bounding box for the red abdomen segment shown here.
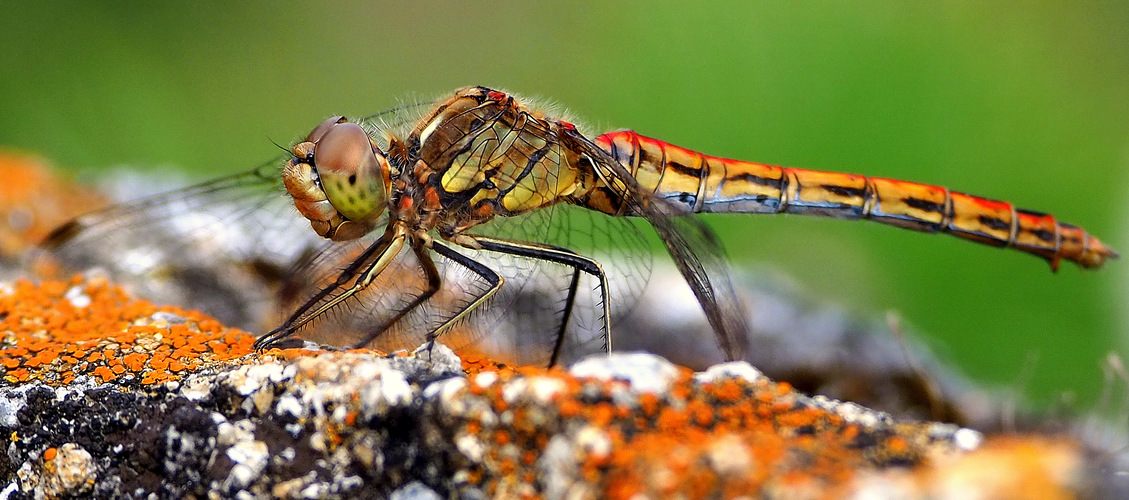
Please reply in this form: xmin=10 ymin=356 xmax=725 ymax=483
xmin=594 ymin=130 xmax=1118 ymax=270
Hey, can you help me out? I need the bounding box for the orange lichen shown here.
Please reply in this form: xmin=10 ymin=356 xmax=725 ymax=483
xmin=447 ymin=365 xmax=951 ymax=499
xmin=0 ymin=276 xmax=258 ymax=386
xmin=461 ymin=356 xmax=516 ymax=376
xmin=42 ymin=447 xmax=57 ymax=461
xmin=493 ymin=430 xmax=511 ymax=446
xmin=915 ymin=435 xmax=1083 ymax=499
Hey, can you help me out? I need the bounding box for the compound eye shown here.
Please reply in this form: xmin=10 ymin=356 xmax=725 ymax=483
xmin=313 ymin=122 xmax=389 ymax=222
xmin=306 ymin=115 xmax=348 ymax=143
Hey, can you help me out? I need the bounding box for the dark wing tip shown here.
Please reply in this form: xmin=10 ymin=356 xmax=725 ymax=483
xmin=38 ymin=219 xmax=88 ymax=250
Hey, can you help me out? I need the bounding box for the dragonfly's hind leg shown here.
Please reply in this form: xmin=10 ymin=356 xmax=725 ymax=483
xmin=427 ymin=241 xmax=505 ymax=343
xmin=469 ymin=236 xmax=612 ymax=367
xmin=555 ymin=268 xmax=584 ymax=366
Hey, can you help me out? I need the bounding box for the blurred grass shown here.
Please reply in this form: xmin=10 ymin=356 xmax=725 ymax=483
xmin=1 ymin=1 xmax=1126 ymax=407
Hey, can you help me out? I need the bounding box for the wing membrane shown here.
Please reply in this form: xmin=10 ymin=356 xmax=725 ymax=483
xmin=34 ymin=159 xmax=325 ymax=331
xmin=562 ymin=128 xmax=751 ymax=362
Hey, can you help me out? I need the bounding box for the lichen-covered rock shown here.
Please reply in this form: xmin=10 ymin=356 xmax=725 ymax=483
xmin=0 ymin=279 xmax=1121 ymax=499
xmin=16 ymin=443 xmax=97 ymax=498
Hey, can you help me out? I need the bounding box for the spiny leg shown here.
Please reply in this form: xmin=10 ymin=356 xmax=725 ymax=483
xmin=254 ymin=226 xmax=406 ymax=350
xmin=347 ymin=240 xmax=443 ymax=349
xmin=470 ymin=235 xmax=611 ymax=367
xmin=554 ymin=268 xmax=583 ymax=367
xmin=427 ymin=242 xmax=505 ymax=354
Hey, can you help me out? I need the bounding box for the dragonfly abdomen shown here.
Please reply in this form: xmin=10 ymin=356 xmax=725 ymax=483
xmin=595 ymin=130 xmax=1117 ymax=270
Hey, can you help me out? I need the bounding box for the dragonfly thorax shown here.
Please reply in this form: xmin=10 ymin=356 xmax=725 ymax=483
xmin=406 ymin=88 xmax=590 ymax=222
xmin=282 ymin=116 xmax=393 ymax=242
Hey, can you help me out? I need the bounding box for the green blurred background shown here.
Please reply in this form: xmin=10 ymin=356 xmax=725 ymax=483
xmin=1 ymin=2 xmax=1126 ymax=407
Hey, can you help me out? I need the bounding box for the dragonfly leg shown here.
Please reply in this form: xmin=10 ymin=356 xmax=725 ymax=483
xmin=555 ymin=268 xmax=583 ymax=366
xmin=254 ymin=225 xmax=407 ymax=351
xmin=468 ymin=235 xmax=612 ymax=367
xmin=346 ymin=240 xmax=443 ymax=349
xmin=428 ymin=241 xmax=505 ymax=342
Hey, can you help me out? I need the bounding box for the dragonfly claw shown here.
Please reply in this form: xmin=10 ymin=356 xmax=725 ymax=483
xmin=253 ymin=329 xmax=287 ymax=352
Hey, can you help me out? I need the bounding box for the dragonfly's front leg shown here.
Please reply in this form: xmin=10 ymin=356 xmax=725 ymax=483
xmin=253 ymin=224 xmax=408 ymax=350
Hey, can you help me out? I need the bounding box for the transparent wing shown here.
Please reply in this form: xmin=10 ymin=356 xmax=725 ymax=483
xmin=33 ymin=100 xmax=438 ymax=336
xmin=34 ymin=158 xmax=328 ymax=331
xmin=561 ymin=128 xmax=752 ymax=362
xmin=447 ymin=202 xmax=653 ymax=366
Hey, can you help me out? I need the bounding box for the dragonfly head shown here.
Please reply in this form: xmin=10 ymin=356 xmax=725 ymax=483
xmin=285 ymin=116 xmax=392 ymax=241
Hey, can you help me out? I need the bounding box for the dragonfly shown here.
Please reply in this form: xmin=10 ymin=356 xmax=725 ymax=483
xmin=37 ymin=86 xmax=1118 ymax=367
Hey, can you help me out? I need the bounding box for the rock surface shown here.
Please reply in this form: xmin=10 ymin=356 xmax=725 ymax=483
xmin=0 ymin=278 xmax=1117 ymax=499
